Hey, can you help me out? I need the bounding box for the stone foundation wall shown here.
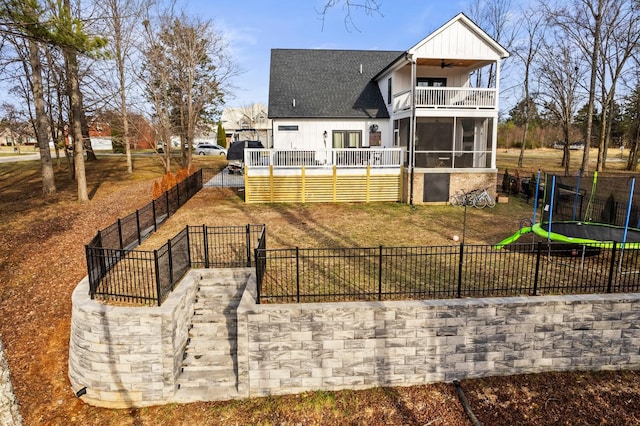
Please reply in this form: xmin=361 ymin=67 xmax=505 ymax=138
xmin=0 ymin=337 xmax=22 ymax=426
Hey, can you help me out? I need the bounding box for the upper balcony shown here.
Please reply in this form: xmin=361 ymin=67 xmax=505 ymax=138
xmin=393 ymin=87 xmax=497 ymax=114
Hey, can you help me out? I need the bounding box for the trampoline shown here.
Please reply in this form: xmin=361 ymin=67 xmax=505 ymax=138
xmin=497 ymin=221 xmax=640 ymax=249
xmin=496 ymin=172 xmax=640 ymax=250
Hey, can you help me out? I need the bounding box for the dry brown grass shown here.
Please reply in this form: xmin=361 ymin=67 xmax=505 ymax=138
xmin=1 ymin=150 xmax=640 ymax=425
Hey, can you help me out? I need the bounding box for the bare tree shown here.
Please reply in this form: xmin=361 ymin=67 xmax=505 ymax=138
xmin=318 ymin=0 xmax=382 ymax=31
xmin=467 ymin=0 xmax=516 ymax=88
xmin=1 ymin=0 xmax=105 ymax=201
xmin=512 ymin=7 xmax=546 ymax=167
xmin=622 ymin=75 xmax=640 ymax=171
xmin=142 ymin=12 xmax=237 ymax=171
xmin=546 ymin=0 xmax=611 ymax=174
xmin=0 ymin=3 xmax=57 ymax=195
xmin=538 ymin=37 xmax=584 ymax=176
xmin=593 ymin=0 xmax=640 ymax=171
xmin=95 ymin=0 xmax=150 ymax=174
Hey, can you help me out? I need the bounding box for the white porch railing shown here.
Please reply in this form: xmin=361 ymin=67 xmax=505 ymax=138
xmin=393 ymin=87 xmax=496 ymax=112
xmin=245 ymin=148 xmax=403 ymax=168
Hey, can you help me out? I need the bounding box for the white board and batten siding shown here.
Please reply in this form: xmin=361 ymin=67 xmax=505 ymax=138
xmin=272 ymin=118 xmax=392 ymax=151
xmin=410 ymin=16 xmax=507 ymax=61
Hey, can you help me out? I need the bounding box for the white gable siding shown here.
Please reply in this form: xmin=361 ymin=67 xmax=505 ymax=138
xmin=412 ymin=20 xmax=502 ymax=60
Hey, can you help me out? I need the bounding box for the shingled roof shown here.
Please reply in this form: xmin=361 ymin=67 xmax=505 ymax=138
xmin=268 ymin=49 xmax=404 ymax=119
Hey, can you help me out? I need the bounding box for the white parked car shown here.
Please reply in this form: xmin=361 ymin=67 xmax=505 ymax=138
xmin=195 ymin=144 xmax=227 ymax=156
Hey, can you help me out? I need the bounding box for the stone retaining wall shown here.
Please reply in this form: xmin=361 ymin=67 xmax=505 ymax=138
xmin=238 ymin=275 xmax=640 ymax=397
xmin=0 ymin=337 xmax=22 ymax=425
xmin=70 ymin=269 xmax=640 ymax=406
xmin=68 ymin=273 xmax=199 ymax=408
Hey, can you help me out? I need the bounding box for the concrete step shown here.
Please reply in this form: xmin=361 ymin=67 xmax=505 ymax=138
xmin=193 ymin=306 xmax=238 ymax=319
xmin=173 ymin=384 xmax=240 ymax=403
xmin=189 ymin=325 xmax=237 ymax=339
xmin=183 ymin=353 xmax=235 ymax=367
xmin=177 ymin=369 xmax=237 ymax=385
xmin=173 ymin=272 xmax=248 ymax=403
xmin=197 ymin=271 xmax=251 ymax=284
xmin=194 ymin=288 xmax=241 ymax=298
xmin=180 ymin=365 xmax=235 ymax=375
xmin=186 ymin=338 xmax=237 ymax=353
xmin=181 ymin=362 xmax=235 ymax=373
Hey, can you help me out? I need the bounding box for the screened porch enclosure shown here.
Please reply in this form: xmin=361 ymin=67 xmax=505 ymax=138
xmin=408 ymin=117 xmax=494 ymax=169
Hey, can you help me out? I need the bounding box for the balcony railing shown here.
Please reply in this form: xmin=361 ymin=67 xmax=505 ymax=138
xmin=245 ymin=148 xmax=403 ymax=169
xmin=393 ymin=87 xmax=497 ymax=112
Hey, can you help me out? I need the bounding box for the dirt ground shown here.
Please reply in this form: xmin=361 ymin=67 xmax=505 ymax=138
xmin=1 ymin=156 xmax=640 ymax=425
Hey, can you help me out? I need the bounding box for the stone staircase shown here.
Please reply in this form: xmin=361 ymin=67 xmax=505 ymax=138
xmin=173 ymin=269 xmax=248 ymax=402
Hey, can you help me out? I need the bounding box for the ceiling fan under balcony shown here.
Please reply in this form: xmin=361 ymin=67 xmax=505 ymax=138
xmin=440 ymin=59 xmax=454 ymax=68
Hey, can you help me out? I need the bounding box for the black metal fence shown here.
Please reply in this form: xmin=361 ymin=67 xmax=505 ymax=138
xmin=87 ymin=170 xmax=203 ymax=252
xmin=254 ymin=241 xmax=640 ymax=304
xmin=86 ymin=225 xmax=265 ymax=305
xmin=86 ymin=170 xmax=203 ymax=304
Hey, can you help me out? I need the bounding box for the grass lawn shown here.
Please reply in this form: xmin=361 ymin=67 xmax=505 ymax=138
xmin=1 ymin=149 xmax=640 ymax=425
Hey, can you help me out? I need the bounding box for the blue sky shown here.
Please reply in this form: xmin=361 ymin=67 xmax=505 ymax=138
xmin=187 ymin=0 xmax=471 ymax=108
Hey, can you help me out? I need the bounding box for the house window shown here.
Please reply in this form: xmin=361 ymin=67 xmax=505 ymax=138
xmin=332 ymin=130 xmax=361 ymax=148
xmin=387 ymin=77 xmax=392 ymax=105
xmin=278 ymin=125 xmax=299 ymax=131
xmin=417 ymin=77 xmax=447 ymax=87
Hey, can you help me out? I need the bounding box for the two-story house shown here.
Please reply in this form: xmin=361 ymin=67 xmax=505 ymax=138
xmin=268 ymin=13 xmax=509 ymax=204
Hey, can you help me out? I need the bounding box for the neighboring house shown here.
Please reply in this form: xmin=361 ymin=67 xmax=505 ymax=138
xmin=87 ymin=112 xmax=155 ymax=150
xmin=0 ymin=126 xmax=37 ymax=146
xmin=0 ymin=128 xmax=16 ymax=146
xmin=221 ymin=104 xmax=272 ymax=147
xmin=268 ymin=13 xmax=509 ymax=204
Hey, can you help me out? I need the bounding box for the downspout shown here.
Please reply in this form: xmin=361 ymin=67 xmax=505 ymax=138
xmin=409 ymin=53 xmax=416 ymax=205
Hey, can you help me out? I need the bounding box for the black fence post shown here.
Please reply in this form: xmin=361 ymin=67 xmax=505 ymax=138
xmin=165 ymin=191 xmax=170 ymax=218
xmin=85 ymin=245 xmax=94 ymax=299
xmin=255 ymin=247 xmax=261 ymax=304
xmin=154 ymin=249 xmax=162 ymax=306
xmin=607 ymin=242 xmax=618 ymax=293
xmin=97 ymin=230 xmax=106 ymax=277
xmin=168 ymin=239 xmax=174 ymax=289
xmin=457 ymin=243 xmax=464 ymax=298
xmin=186 ymin=225 xmax=192 ymax=267
xmin=203 ymin=224 xmax=210 ymax=268
xmin=117 ymin=218 xmax=123 ymax=250
xmin=246 ymin=224 xmax=252 ymax=267
xmin=176 ymin=183 xmax=181 ymax=207
xmin=296 ymin=247 xmax=300 ymax=303
xmin=152 ymin=199 xmax=157 ymax=232
xmin=378 ymin=245 xmax=383 ymax=301
xmin=533 ymin=241 xmax=542 ymax=296
xmin=136 ymin=210 xmax=142 ymax=245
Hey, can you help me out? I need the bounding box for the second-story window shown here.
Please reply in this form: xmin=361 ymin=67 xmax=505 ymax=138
xmin=417 ymin=77 xmax=447 ymax=87
xmin=387 ymin=77 xmax=392 ymax=104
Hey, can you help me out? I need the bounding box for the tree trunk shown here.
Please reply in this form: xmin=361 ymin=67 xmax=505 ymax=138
xmin=64 ymin=46 xmax=89 ymax=202
xmin=115 ymin=20 xmax=132 ymax=173
xmin=581 ymin=0 xmax=605 ymax=174
xmin=628 ymin=140 xmax=639 ymax=171
xmin=80 ymin=109 xmax=98 ymax=161
xmin=627 ymin=120 xmax=640 ymax=171
xmin=28 ymin=40 xmax=57 ymax=196
xmin=596 ymin=93 xmax=612 ymax=172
